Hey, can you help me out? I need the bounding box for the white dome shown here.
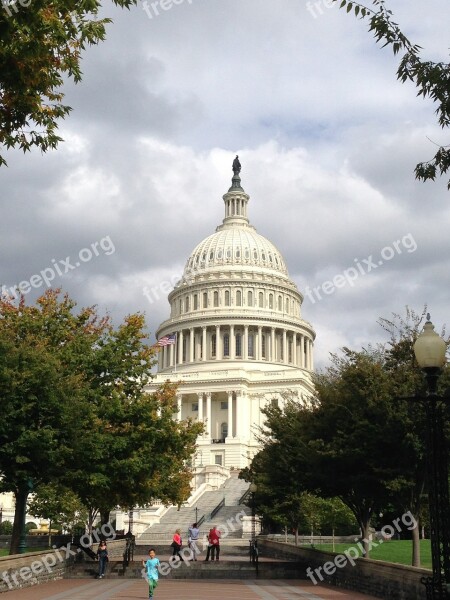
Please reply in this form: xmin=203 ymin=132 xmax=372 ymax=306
xmin=183 ymin=226 xmax=289 ymax=278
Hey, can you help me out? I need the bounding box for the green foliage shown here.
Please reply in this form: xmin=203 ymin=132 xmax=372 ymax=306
xmin=0 ymin=0 xmax=138 ymax=165
xmin=0 ymin=289 xmax=202 ymax=552
xmin=25 ymin=522 xmax=37 ymax=533
xmin=27 ymin=483 xmax=87 ymax=533
xmin=0 ymin=521 xmax=13 ymax=535
xmin=332 ymin=0 xmax=450 ymax=189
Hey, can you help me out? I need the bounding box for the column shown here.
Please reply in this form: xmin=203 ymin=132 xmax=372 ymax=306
xmin=158 ymin=346 xmax=163 ymax=371
xmin=283 ymin=329 xmax=287 ymax=363
xmin=300 ymin=334 xmax=305 ymax=368
xmin=215 ymin=325 xmax=220 ymax=360
xmin=169 ymin=342 xmax=175 ymax=367
xmin=293 ymin=332 xmax=297 ymax=366
xmin=198 ymin=392 xmax=204 ymax=434
xmin=227 ymin=391 xmax=233 ymax=438
xmin=257 ymin=326 xmax=262 ymax=360
xmin=309 ymin=340 xmax=314 ymax=371
xmin=206 ymin=392 xmax=212 ymax=439
xmin=176 ymin=394 xmax=182 ymax=422
xmin=271 ymin=327 xmax=275 ymax=362
xmin=189 ymin=327 xmax=195 ymax=362
xmin=305 ymin=337 xmax=310 ymax=370
xmin=244 ymin=325 xmax=249 ymax=360
xmin=230 ymin=324 xmax=235 ymax=360
xmin=202 ymin=326 xmax=207 ymax=361
xmin=178 ymin=330 xmax=184 ymax=364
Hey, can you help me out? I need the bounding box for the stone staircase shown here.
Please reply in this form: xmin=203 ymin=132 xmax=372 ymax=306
xmin=137 ymin=473 xmax=251 ymax=544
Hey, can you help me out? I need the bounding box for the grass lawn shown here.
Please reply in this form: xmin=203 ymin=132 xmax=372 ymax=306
xmin=311 ymin=540 xmax=432 ymax=569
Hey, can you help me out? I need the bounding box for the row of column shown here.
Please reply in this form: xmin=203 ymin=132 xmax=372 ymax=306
xmin=158 ymin=325 xmax=313 ymax=371
xmin=175 ymin=391 xmax=250 ymax=441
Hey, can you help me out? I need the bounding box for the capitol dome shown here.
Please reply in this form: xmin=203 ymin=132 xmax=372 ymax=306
xmin=183 ymin=226 xmax=289 ymax=279
xmin=147 ymin=156 xmax=315 ymax=475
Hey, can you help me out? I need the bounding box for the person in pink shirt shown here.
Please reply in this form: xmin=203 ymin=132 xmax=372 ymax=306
xmin=171 ymin=529 xmax=183 ymax=561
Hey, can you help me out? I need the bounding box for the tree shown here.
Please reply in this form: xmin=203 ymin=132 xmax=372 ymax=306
xmin=0 ymin=290 xmax=202 ymax=552
xmin=0 ymin=0 xmax=138 ymax=166
xmin=332 ymin=0 xmax=450 ymax=189
xmin=27 ymin=483 xmax=87 ymax=546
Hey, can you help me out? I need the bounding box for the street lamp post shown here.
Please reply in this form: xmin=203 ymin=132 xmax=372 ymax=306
xmin=414 ymin=315 xmax=450 ymax=599
xmin=195 ymin=506 xmax=199 ymax=524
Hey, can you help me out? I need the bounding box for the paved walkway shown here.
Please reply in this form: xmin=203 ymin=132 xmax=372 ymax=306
xmin=2 ymin=578 xmax=379 ymax=599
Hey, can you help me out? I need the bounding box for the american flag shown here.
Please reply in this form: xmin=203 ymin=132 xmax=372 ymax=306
xmin=155 ymin=334 xmax=176 ymax=347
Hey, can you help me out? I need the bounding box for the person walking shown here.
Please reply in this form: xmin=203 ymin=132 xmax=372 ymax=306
xmin=96 ymin=540 xmax=108 ymax=578
xmin=142 ymin=548 xmax=160 ymax=599
xmin=188 ymin=522 xmax=200 ymax=561
xmin=171 ymin=528 xmax=183 ymax=561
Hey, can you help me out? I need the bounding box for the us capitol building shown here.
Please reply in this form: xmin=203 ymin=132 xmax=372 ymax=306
xmin=146 ymin=157 xmax=316 ymax=478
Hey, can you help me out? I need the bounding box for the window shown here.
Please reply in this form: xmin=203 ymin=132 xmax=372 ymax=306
xmin=225 ymin=290 xmax=230 ymax=306
xmin=269 ymin=293 xmax=273 ymax=309
xmin=271 ymin=398 xmax=279 ymax=408
xmin=215 ymin=455 xmax=223 ymax=466
xmin=247 ymin=291 xmax=253 ymax=306
xmin=248 ymin=333 xmax=254 ymax=358
xmin=214 ymin=291 xmax=219 ymax=307
xmin=211 ymin=334 xmax=216 ymax=357
xmin=185 ymin=296 xmax=190 ymax=312
xmin=236 ymin=333 xmax=242 ymax=357
xmin=221 ymin=423 xmax=228 ymax=438
xmin=183 ymin=336 xmax=187 ymax=362
xmin=223 ymin=333 xmax=230 ymax=357
xmin=259 ymin=292 xmax=264 ymax=308
xmin=193 ymin=294 xmax=198 ymax=310
xmin=192 ymin=403 xmax=198 ymax=412
xmin=288 ymin=339 xmax=293 ymax=363
xmin=203 ymin=292 xmax=208 ymax=308
xmin=278 ymin=295 xmax=282 ymax=311
xmin=285 ymin=298 xmax=289 ymax=313
xmin=236 ymin=290 xmax=242 ymax=306
xmin=220 ymin=401 xmax=228 ymax=409
xmin=179 ymin=299 xmax=183 ymax=314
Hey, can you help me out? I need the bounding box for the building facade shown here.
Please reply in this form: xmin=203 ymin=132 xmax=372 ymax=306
xmin=146 ymin=160 xmax=316 ymax=475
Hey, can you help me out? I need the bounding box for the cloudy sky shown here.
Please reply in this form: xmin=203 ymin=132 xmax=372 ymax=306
xmin=2 ymin=0 xmax=450 ymax=369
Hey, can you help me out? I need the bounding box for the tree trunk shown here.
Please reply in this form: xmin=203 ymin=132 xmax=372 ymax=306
xmin=10 ymin=489 xmax=28 ymax=555
xmin=411 ymin=518 xmax=421 ymax=567
xmin=294 ymin=526 xmax=298 ymax=546
xmin=100 ymin=510 xmax=110 ymax=526
xmin=360 ymin=519 xmax=371 ymax=558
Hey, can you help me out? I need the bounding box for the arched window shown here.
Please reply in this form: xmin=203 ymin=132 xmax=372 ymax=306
xmin=225 ymin=290 xmax=230 ymax=306
xmin=259 ymin=292 xmax=264 ymax=308
xmin=223 ymin=333 xmax=230 ymax=357
xmin=211 ymin=334 xmax=217 ymax=357
xmin=214 ymin=291 xmax=219 ymax=307
xmin=236 ymin=333 xmax=242 ymax=357
xmin=193 ymin=294 xmax=198 ymax=310
xmin=179 ymin=299 xmax=183 ymax=314
xmin=278 ymin=295 xmax=282 ymax=311
xmin=185 ymin=296 xmax=190 ymax=312
xmin=285 ymin=297 xmax=289 ymax=313
xmin=269 ymin=293 xmax=274 ymax=309
xmin=203 ymin=292 xmax=208 ymax=308
xmin=236 ymin=290 xmax=242 ymax=306
xmin=248 ymin=333 xmax=254 ymax=358
xmin=248 ymin=291 xmax=253 ymax=307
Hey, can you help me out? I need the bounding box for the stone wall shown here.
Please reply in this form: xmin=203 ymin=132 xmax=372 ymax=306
xmin=0 ymin=539 xmax=127 ymax=593
xmin=259 ymin=539 xmax=430 ymax=600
